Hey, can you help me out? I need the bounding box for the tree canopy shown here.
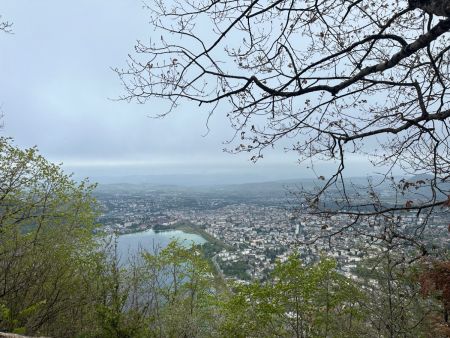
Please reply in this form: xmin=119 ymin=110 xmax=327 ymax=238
xmin=0 ymin=138 xmax=104 ymax=336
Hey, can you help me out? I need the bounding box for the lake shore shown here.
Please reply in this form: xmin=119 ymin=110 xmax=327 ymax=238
xmin=153 ymin=222 xmax=233 ymax=251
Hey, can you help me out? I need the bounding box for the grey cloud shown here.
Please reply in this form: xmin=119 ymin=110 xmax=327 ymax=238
xmin=0 ymin=0 xmax=377 ymax=183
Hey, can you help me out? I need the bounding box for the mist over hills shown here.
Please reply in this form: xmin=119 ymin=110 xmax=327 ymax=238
xmin=87 ymin=173 xmax=304 ymax=187
xmin=93 ymin=173 xmax=449 ymax=207
xmin=91 ymin=174 xmax=399 ymax=191
xmin=92 ymin=175 xmax=379 ymax=203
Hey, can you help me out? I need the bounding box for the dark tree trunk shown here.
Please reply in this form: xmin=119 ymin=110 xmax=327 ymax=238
xmin=409 ymin=0 xmax=450 ymax=16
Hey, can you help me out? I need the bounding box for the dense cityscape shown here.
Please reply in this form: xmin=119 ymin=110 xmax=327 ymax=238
xmin=96 ymin=180 xmax=450 ymax=282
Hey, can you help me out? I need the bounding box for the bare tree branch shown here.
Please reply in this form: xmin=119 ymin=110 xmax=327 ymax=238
xmin=118 ymin=0 xmax=450 ymax=251
xmin=0 ymin=15 xmax=12 ymax=34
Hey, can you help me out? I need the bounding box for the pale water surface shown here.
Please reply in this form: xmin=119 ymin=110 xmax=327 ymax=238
xmin=117 ymin=229 xmax=206 ymax=260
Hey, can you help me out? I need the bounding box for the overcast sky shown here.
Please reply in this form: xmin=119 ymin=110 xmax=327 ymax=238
xmin=0 ymin=1 xmax=377 ymax=183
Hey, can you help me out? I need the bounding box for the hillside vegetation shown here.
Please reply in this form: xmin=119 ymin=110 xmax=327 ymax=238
xmin=0 ymin=138 xmax=448 ymax=337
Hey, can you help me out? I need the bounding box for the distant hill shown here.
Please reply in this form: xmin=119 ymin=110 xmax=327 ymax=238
xmin=93 ymin=175 xmax=387 ymax=197
xmin=88 ymin=173 xmax=304 ymax=186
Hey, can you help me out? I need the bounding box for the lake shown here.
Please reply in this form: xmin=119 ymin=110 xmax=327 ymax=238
xmin=117 ymin=229 xmax=206 ymax=260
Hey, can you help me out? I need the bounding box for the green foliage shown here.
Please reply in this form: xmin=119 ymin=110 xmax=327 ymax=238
xmin=93 ymin=241 xmax=151 ymax=338
xmin=0 ymin=303 xmax=27 ymax=334
xmin=219 ymin=254 xmax=364 ymax=338
xmin=354 ymin=252 xmax=436 ymax=337
xmin=0 ymin=138 xmax=441 ymax=337
xmin=142 ymin=241 xmax=219 ymax=337
xmin=0 ymin=138 xmax=103 ymax=336
xmin=199 ymin=242 xmax=221 ymax=259
xmin=220 ymin=260 xmax=251 ymax=280
xmin=91 ymin=239 xmax=220 ymax=338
